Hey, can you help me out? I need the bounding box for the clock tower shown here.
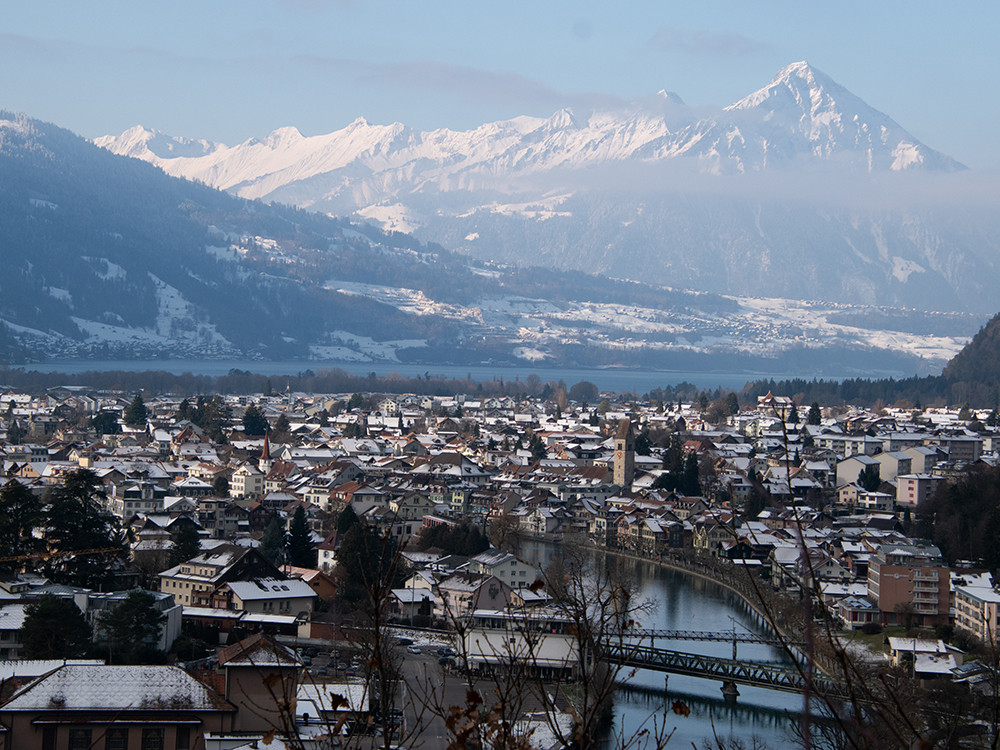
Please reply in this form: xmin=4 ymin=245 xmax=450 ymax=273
xmin=613 ymin=419 xmax=635 ymax=489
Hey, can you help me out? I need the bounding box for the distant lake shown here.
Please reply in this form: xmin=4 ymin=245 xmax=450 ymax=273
xmin=17 ymin=359 xmax=845 ymax=393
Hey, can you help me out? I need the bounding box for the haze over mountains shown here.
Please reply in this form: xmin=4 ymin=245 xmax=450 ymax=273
xmin=97 ymin=62 xmax=999 ymax=314
xmin=0 ymin=62 xmax=993 ymax=376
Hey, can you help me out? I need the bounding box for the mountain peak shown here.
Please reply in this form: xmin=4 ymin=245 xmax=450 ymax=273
xmin=543 ymin=108 xmax=579 ymax=131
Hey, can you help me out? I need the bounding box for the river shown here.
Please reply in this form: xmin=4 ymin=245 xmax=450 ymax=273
xmin=518 ymin=540 xmax=809 ymax=749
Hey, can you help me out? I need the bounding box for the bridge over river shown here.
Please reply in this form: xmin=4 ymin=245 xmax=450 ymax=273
xmin=603 ymin=640 xmax=843 ymax=700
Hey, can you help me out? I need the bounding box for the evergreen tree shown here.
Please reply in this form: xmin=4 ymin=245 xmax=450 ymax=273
xmin=528 ymin=433 xmax=547 ymax=461
xmin=0 ymin=480 xmax=42 ymax=564
xmin=274 ymin=413 xmax=291 ymax=436
xmin=723 ymin=392 xmax=740 ymax=416
xmin=335 ymin=523 xmax=404 ymax=605
xmin=787 ymin=403 xmax=799 ymax=424
xmin=679 ymin=452 xmax=702 ymax=496
xmin=242 ymin=403 xmax=269 ymax=436
xmin=5 ymin=420 xmax=25 ymax=445
xmin=170 ymin=522 xmax=202 ymax=566
xmin=337 ymin=504 xmax=360 ymax=535
xmin=635 ymin=428 xmax=652 ymax=456
xmin=259 ymin=513 xmax=286 ymax=565
xmin=176 ymin=398 xmax=192 ymax=421
xmin=123 ymin=393 xmax=148 ymax=427
xmin=807 ymin=402 xmax=822 ymax=426
xmin=44 ymin=470 xmax=127 ymax=588
xmin=97 ymin=590 xmax=167 ymax=664
xmin=212 ymin=475 xmax=230 ymax=497
xmin=858 ymin=464 xmax=882 ymax=492
xmin=21 ymin=594 xmax=92 ymax=659
xmin=191 ymin=395 xmax=230 ymax=443
xmin=287 ymin=506 xmax=317 ymax=568
xmin=91 ymin=411 xmax=120 ymax=436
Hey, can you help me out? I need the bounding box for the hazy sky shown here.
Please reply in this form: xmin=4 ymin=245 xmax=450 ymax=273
xmin=4 ymin=1 xmax=998 ymax=168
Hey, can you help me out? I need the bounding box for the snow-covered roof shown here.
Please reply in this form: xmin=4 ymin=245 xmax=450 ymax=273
xmin=3 ymin=665 xmax=232 ymax=712
xmin=226 ymin=578 xmax=315 ymax=602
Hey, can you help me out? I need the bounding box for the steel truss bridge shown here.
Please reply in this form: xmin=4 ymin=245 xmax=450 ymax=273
xmin=631 ymin=628 xmax=800 ymax=648
xmin=602 ymin=641 xmax=844 ymax=699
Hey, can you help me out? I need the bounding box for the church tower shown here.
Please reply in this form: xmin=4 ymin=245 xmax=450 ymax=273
xmin=613 ymin=419 xmax=635 ymax=489
xmin=258 ymin=431 xmax=273 ymax=475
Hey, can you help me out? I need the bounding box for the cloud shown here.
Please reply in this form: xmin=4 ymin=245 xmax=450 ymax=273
xmin=647 ymin=27 xmax=768 ymax=57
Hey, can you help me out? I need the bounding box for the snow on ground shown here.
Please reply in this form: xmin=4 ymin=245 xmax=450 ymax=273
xmin=354 ymin=203 xmax=422 ymax=234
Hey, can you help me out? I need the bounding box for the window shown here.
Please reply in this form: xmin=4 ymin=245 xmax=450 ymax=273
xmin=175 ymin=727 xmax=190 ymax=750
xmin=42 ymin=727 xmax=57 ymax=750
xmin=142 ymin=728 xmax=164 ymax=750
xmin=105 ymin=727 xmax=129 ymax=750
xmin=69 ymin=728 xmax=93 ymax=750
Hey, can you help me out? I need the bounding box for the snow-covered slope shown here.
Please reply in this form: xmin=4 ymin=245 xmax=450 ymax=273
xmin=96 ymin=62 xmax=995 ymax=314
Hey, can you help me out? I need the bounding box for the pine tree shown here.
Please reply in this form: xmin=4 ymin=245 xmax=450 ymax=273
xmin=170 ymin=522 xmax=202 ymax=566
xmin=337 ymin=504 xmax=360 ymax=535
xmin=21 ymin=594 xmax=92 ymax=659
xmin=287 ymin=506 xmax=317 ymax=568
xmin=807 ymin=402 xmax=822 ymax=426
xmin=44 ymin=470 xmax=127 ymax=588
xmin=680 ymin=452 xmax=702 ymax=496
xmin=259 ymin=513 xmax=286 ymax=565
xmin=123 ymin=393 xmax=148 ymax=427
xmin=97 ymin=590 xmax=167 ymax=664
xmin=274 ymin=412 xmax=291 ymax=436
xmin=242 ymin=403 xmax=269 ymax=436
xmin=0 ymin=480 xmax=42 ymax=563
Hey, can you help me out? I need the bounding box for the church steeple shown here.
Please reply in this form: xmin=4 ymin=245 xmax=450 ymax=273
xmin=258 ymin=430 xmax=273 ymax=474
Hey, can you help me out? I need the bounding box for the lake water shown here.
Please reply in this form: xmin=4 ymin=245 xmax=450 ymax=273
xmin=20 ymin=359 xmax=832 ymax=394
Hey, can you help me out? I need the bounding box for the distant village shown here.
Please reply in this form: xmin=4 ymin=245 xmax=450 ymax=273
xmin=0 ymin=382 xmax=996 ymax=747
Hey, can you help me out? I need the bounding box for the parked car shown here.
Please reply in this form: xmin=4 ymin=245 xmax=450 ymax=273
xmin=438 ymin=656 xmax=456 ymax=667
xmin=406 ymin=645 xmax=421 ymax=655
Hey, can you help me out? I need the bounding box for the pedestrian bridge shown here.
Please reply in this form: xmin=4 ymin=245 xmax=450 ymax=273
xmin=602 ymin=641 xmax=843 ymax=699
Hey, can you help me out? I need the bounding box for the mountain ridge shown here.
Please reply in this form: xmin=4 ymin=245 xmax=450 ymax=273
xmin=2 ymin=108 xmax=982 ymax=375
xmin=92 ymin=61 xmax=998 ymax=314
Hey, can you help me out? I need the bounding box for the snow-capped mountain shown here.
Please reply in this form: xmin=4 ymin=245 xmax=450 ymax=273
xmin=1 ymin=108 xmax=985 ymax=374
xmin=96 ymin=62 xmax=999 ymax=315
xmin=98 ymin=62 xmax=960 ymax=202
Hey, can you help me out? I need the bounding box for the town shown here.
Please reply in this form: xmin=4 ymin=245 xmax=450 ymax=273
xmin=0 ymin=380 xmax=995 ymax=749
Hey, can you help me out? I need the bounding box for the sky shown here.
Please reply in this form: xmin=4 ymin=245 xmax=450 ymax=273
xmin=3 ymin=1 xmax=999 ymax=169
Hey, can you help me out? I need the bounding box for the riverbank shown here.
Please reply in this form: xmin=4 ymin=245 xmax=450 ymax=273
xmin=566 ymin=540 xmax=848 ymax=681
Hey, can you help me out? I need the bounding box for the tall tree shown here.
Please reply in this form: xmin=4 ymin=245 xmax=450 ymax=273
xmin=44 ymin=469 xmax=127 ymax=588
xmin=0 ymin=480 xmax=42 ymax=565
xmin=337 ymin=504 xmax=360 ymax=535
xmin=91 ymin=411 xmax=120 ymax=436
xmin=858 ymin=464 xmax=882 ymax=492
xmin=259 ymin=513 xmax=286 ymax=565
xmin=21 ymin=594 xmax=92 ymax=659
xmin=286 ymin=506 xmax=317 ymax=568
xmin=273 ymin=412 xmax=291 ymax=437
xmin=170 ymin=522 xmax=202 ymax=566
xmin=212 ymin=475 xmax=230 ymax=498
xmin=97 ymin=590 xmax=167 ymax=664
xmin=807 ymin=402 xmax=822 ymax=426
xmin=679 ymin=451 xmax=702 ymax=496
xmin=123 ymin=393 xmax=148 ymax=427
xmin=242 ymin=403 xmax=269 ymax=436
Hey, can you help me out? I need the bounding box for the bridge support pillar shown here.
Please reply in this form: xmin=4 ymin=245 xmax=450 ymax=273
xmin=720 ymin=681 xmax=740 ymax=701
